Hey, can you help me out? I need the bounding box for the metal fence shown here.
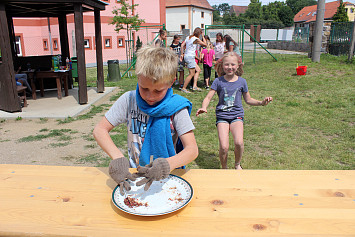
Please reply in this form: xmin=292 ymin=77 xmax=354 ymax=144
xmin=292 ymin=27 xmax=310 ymax=43
xmin=329 ymin=22 xmax=354 ymax=56
xmin=205 ymin=25 xmax=277 ymax=64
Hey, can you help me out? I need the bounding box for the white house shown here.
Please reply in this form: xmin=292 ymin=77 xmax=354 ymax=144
xmin=165 ymin=0 xmax=213 ymax=34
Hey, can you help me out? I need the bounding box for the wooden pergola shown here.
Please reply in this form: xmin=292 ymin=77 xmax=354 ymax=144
xmin=0 ymin=0 xmax=107 ymax=112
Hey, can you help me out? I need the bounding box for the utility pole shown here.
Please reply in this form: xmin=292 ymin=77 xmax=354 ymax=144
xmin=348 ymin=20 xmax=355 ymax=62
xmin=312 ymin=0 xmax=325 ymax=62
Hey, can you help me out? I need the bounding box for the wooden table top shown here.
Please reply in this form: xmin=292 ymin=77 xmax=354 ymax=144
xmin=0 ymin=164 xmax=354 ymax=236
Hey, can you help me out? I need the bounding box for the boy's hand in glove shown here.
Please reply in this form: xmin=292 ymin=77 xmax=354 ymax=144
xmin=109 ymin=157 xmax=135 ymax=195
xmin=135 ymin=158 xmax=170 ymax=191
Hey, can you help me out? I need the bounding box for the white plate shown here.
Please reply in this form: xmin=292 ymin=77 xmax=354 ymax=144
xmin=112 ymin=174 xmax=193 ymax=216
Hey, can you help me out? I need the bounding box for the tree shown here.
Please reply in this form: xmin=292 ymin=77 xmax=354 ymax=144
xmin=223 ymin=13 xmax=239 ymax=25
xmin=110 ymin=0 xmax=145 ymax=65
xmin=220 ymin=0 xmax=293 ymax=29
xmin=286 ymin=0 xmax=317 ymax=15
xmin=263 ymin=1 xmax=285 ymax=21
xmin=212 ymin=5 xmax=222 ymax=24
xmin=217 ymin=3 xmax=231 ymax=16
xmin=278 ymin=5 xmax=294 ymax=27
xmin=333 ymin=0 xmax=349 ymax=22
xmin=244 ymin=0 xmax=263 ymax=19
xmin=136 ymin=36 xmax=142 ymax=52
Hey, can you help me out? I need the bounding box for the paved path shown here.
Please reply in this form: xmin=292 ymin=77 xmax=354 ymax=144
xmin=243 ymin=42 xmax=308 ymax=55
xmin=0 ymin=87 xmax=117 ymax=119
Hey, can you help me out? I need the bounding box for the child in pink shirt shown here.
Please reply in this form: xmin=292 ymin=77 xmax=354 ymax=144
xmin=201 ymin=36 xmax=215 ymax=89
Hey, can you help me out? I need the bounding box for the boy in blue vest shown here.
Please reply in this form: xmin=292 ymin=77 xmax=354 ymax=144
xmin=93 ymin=46 xmax=198 ymax=194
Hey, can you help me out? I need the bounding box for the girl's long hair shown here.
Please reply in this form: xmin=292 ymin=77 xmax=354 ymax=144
xmin=159 ymin=29 xmax=166 ymax=37
xmin=216 ymin=32 xmax=223 ymax=42
xmin=204 ymin=35 xmax=212 ymax=53
xmin=224 ymin=34 xmax=238 ymax=51
xmin=190 ymin=27 xmax=202 ymax=39
xmin=215 ymin=51 xmax=244 ymax=77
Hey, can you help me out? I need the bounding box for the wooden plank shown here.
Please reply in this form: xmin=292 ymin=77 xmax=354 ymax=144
xmin=94 ymin=8 xmax=104 ymax=93
xmin=74 ymin=3 xmax=87 ymax=104
xmin=58 ymin=14 xmax=70 ymax=65
xmin=0 ymin=4 xmax=21 ymax=112
xmin=0 ymin=165 xmax=355 ymax=236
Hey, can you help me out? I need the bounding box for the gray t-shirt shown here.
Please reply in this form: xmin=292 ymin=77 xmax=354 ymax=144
xmin=211 ymin=76 xmax=248 ymax=119
xmin=105 ymin=90 xmax=195 ymax=168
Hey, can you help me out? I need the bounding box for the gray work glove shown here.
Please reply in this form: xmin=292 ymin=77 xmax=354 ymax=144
xmin=135 ymin=158 xmax=171 ymax=191
xmin=109 ymin=157 xmax=136 ymax=195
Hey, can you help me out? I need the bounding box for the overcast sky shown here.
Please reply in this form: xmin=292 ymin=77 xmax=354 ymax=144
xmin=207 ymin=0 xmax=355 ymax=6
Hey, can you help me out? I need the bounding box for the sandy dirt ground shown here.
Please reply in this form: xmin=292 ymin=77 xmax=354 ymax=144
xmin=0 ymin=96 xmax=116 ymax=167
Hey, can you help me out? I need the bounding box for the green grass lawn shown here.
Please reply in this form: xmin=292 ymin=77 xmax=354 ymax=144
xmin=85 ymin=53 xmax=354 ymax=170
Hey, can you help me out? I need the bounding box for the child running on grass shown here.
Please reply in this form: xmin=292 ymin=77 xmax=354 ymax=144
xmin=170 ymin=34 xmax=185 ymax=89
xmin=180 ymin=27 xmax=207 ymax=93
xmin=196 ymin=52 xmax=272 ymax=169
xmin=93 ymin=46 xmax=198 ymax=193
xmin=200 ymin=35 xmax=215 ymax=89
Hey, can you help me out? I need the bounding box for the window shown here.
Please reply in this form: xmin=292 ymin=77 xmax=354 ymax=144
xmin=84 ymin=37 xmax=92 ymax=50
xmin=52 ymin=38 xmax=59 ymax=51
xmin=103 ymin=36 xmax=112 ymax=49
xmin=84 ymin=39 xmax=90 ymax=48
xmin=312 ymin=11 xmax=316 ymax=16
xmin=43 ymin=39 xmax=49 ymax=51
xmin=105 ymin=39 xmax=110 ymax=47
xmin=181 ymin=25 xmax=186 ymax=31
xmin=117 ymin=36 xmax=125 ymax=48
xmin=307 ymin=12 xmax=311 ymax=16
xmin=351 ymin=8 xmax=354 ymax=13
xmin=201 ymin=24 xmax=204 ymax=29
xmin=15 ymin=34 xmax=24 ymax=56
xmin=201 ymin=12 xmax=204 ymax=18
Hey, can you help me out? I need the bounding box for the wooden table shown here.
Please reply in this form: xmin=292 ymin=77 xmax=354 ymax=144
xmin=0 ymin=165 xmax=354 ymax=236
xmin=24 ymin=70 xmax=69 ymax=100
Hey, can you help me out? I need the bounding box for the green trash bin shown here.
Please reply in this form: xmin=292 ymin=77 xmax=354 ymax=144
xmin=71 ymin=57 xmax=78 ymax=81
xmin=107 ymin=59 xmax=121 ymax=81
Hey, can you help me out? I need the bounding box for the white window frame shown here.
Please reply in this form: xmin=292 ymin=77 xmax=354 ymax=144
xmin=84 ymin=39 xmax=90 ymax=48
xmin=105 ymin=39 xmax=111 ymax=47
xmin=15 ymin=36 xmax=22 ymax=56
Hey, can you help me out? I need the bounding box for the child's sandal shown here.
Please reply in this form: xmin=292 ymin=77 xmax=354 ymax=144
xmin=192 ymin=87 xmax=202 ymax=91
xmin=181 ymin=88 xmax=191 ymax=93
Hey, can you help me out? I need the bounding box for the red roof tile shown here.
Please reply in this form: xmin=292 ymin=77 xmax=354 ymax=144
xmin=231 ymin=5 xmax=248 ymax=16
xmin=294 ymin=1 xmax=342 ymax=23
xmin=166 ymin=0 xmax=213 ymax=10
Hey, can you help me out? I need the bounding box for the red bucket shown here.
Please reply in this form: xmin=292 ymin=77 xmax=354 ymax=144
xmin=296 ymin=65 xmax=307 ymax=75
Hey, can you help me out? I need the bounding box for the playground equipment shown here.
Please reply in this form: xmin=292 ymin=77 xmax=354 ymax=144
xmin=205 ymin=24 xmax=277 ymax=64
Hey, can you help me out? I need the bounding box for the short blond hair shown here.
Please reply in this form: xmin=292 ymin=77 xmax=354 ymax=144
xmin=135 ymin=46 xmax=178 ymax=84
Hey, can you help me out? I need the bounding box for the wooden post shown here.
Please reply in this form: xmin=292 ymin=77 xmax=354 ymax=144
xmin=0 ymin=4 xmax=21 ymax=112
xmin=58 ymin=14 xmax=73 ymax=88
xmin=348 ymin=21 xmax=355 ymax=62
xmin=58 ymin=14 xmax=70 ymax=64
xmin=94 ymin=9 xmax=104 ymax=93
xmin=74 ymin=3 xmax=87 ymax=104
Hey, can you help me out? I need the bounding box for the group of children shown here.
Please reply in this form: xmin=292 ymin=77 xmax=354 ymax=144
xmin=93 ymin=30 xmax=273 ymax=193
xmin=168 ymin=28 xmax=243 ymax=95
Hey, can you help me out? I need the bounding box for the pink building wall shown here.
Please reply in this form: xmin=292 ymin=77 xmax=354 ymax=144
xmin=13 ymin=0 xmax=165 ymax=66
